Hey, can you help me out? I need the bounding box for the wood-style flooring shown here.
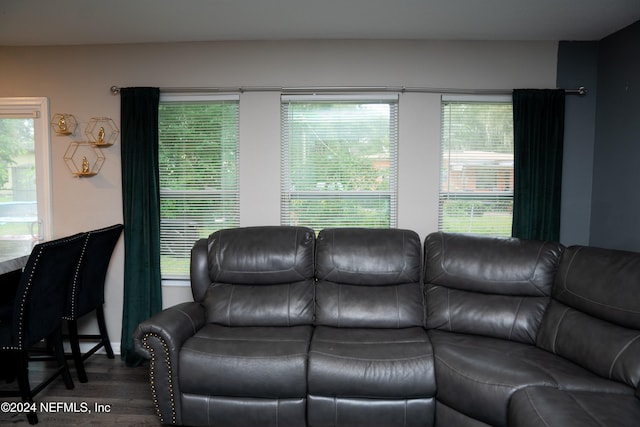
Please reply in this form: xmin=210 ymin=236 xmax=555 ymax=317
xmin=0 ymin=355 xmax=161 ymax=426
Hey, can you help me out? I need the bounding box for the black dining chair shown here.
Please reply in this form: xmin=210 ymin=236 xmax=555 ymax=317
xmin=64 ymin=224 xmax=123 ymax=383
xmin=0 ymin=233 xmax=87 ymax=424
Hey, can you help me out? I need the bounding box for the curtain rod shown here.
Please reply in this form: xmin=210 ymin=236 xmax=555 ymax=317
xmin=110 ymin=85 xmax=587 ymax=96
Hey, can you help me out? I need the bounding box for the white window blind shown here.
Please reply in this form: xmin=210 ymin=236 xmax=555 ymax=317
xmin=281 ymin=95 xmax=398 ymax=231
xmin=439 ymin=96 xmax=514 ymax=236
xmin=158 ymin=94 xmax=239 ymax=279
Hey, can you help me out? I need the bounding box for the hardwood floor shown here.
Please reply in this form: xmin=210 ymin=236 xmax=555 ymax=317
xmin=0 ymin=355 xmax=161 ymax=426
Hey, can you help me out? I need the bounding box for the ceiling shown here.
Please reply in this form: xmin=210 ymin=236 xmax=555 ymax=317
xmin=1 ymin=0 xmax=640 ymax=46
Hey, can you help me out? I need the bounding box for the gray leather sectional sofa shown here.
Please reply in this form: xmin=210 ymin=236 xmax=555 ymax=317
xmin=133 ymin=226 xmax=640 ymax=427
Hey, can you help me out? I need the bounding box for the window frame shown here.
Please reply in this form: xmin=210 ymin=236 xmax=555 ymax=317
xmin=0 ymin=97 xmax=52 ymax=242
xmin=158 ymin=93 xmax=240 ymax=282
xmin=439 ymin=94 xmax=514 ymax=236
xmin=280 ymin=94 xmax=399 ymax=231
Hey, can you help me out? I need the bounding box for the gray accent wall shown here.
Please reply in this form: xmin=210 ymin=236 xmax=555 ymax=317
xmin=558 ymin=20 xmax=640 ymax=251
xmin=557 ymin=41 xmax=598 ymax=246
xmin=591 ymin=21 xmax=640 ymax=251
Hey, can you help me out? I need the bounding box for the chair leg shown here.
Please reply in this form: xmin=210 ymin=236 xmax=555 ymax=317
xmin=67 ymin=320 xmax=88 ymax=383
xmin=16 ymin=352 xmax=38 ymax=425
xmin=52 ymin=329 xmax=74 ymax=390
xmin=1 ymin=351 xmax=16 ymax=383
xmin=96 ymin=306 xmax=114 ymax=358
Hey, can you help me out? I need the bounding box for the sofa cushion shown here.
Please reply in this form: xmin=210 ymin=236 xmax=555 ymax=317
xmin=308 ymin=326 xmax=436 ymax=398
xmin=179 ymin=324 xmax=312 ymax=398
xmin=426 ymin=286 xmax=548 ymax=344
xmin=203 ymin=226 xmax=315 ymax=326
xmin=208 ymin=226 xmax=315 ymax=284
xmin=316 ymin=228 xmax=422 ymax=286
xmin=552 ymin=245 xmax=640 ymax=329
xmin=537 ymin=245 xmax=640 ymax=389
xmin=424 ymin=232 xmax=562 ymax=297
xmin=315 ymin=228 xmax=424 ymax=328
xmin=537 ymin=300 xmax=640 ymax=389
xmin=424 ymin=232 xmax=563 ymax=344
xmin=429 ymin=329 xmax=631 ymax=427
xmin=203 ymin=280 xmax=314 ymax=326
xmin=509 ymin=387 xmax=640 ymax=427
xmin=315 ymin=281 xmax=424 ymax=328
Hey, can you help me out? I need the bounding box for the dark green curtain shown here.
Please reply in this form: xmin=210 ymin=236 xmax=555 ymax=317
xmin=512 ymin=89 xmax=565 ymax=241
xmin=120 ymin=87 xmax=162 ymax=366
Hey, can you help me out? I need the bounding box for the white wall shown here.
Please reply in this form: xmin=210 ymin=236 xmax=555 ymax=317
xmin=0 ymin=39 xmax=558 ymax=353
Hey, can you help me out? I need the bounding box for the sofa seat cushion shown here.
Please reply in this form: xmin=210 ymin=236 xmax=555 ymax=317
xmin=179 ymin=324 xmax=312 ymax=398
xmin=308 ymin=326 xmax=436 ymax=398
xmin=429 ymin=330 xmax=631 ymax=427
xmin=509 ymin=387 xmax=640 ymax=427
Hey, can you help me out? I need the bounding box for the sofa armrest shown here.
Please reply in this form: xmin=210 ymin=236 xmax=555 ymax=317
xmin=133 ymin=301 xmax=206 ymax=425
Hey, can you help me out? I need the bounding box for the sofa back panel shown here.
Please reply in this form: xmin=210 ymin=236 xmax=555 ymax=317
xmin=553 ymin=245 xmax=640 ymax=330
xmin=208 ymin=226 xmax=315 ymax=285
xmin=537 ymin=300 xmax=640 ymax=389
xmin=315 ymin=228 xmax=424 ymax=328
xmin=426 ymin=284 xmax=548 ymax=344
xmin=204 ymin=280 xmax=315 ymax=326
xmin=315 ymin=281 xmax=424 ymax=328
xmin=200 ymin=226 xmax=315 ymax=326
xmin=424 ymin=232 xmax=563 ymax=296
xmin=316 ymin=228 xmax=422 ymax=285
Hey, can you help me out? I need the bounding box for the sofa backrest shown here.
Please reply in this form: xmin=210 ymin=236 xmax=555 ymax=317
xmin=315 ymin=228 xmax=423 ymax=328
xmin=196 ymin=226 xmax=316 ymax=327
xmin=536 ymin=245 xmax=640 ymax=389
xmin=424 ymin=232 xmax=563 ymax=344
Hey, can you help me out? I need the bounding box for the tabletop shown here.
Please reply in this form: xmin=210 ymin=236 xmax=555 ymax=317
xmin=0 ymin=253 xmax=29 ymax=275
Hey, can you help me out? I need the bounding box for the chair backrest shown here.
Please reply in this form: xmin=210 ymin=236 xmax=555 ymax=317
xmin=315 ymin=228 xmax=423 ymax=328
xmin=200 ymin=226 xmax=315 ymax=327
xmin=65 ymin=224 xmax=123 ymax=320
xmin=64 ymin=224 xmax=124 ymax=320
xmin=424 ymin=232 xmax=564 ymax=344
xmin=9 ymin=233 xmax=87 ymax=349
xmin=536 ymin=245 xmax=640 ymax=389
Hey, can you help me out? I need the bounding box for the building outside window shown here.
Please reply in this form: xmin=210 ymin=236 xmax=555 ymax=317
xmin=0 ymin=98 xmax=51 ymax=257
xmin=158 ymin=94 xmax=239 ymax=279
xmin=439 ymin=95 xmax=514 ymax=236
xmin=281 ymin=95 xmax=398 ymax=231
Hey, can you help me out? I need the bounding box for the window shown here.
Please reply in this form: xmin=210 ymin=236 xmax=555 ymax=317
xmin=0 ymin=97 xmax=51 ymax=258
xmin=281 ymin=95 xmax=398 ymax=231
xmin=439 ymin=95 xmax=513 ymax=236
xmin=158 ymin=94 xmax=239 ymax=279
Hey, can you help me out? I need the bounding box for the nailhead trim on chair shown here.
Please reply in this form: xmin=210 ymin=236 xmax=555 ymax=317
xmin=15 ymin=247 xmax=42 ymax=349
xmin=62 ymin=233 xmax=90 ymax=321
xmin=143 ymin=332 xmax=177 ymax=425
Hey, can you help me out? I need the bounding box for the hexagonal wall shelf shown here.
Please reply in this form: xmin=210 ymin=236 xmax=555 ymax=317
xmin=64 ymin=141 xmax=105 ymax=177
xmin=85 ymin=117 xmax=119 ymax=146
xmin=51 ymin=113 xmax=78 ymax=136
